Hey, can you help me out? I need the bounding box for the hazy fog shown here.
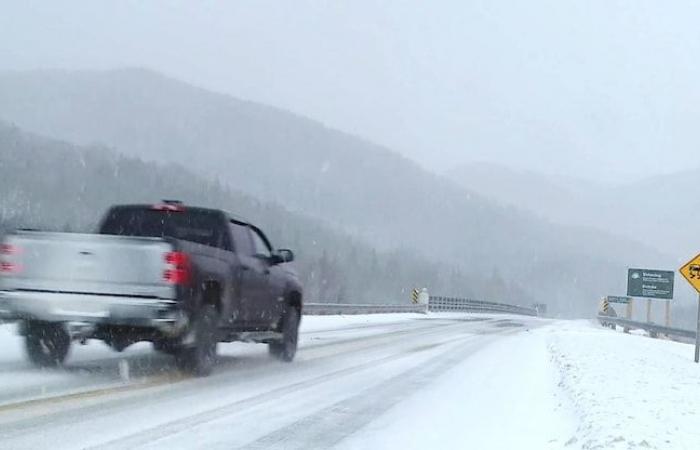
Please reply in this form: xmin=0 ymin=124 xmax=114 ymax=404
xmin=2 ymin=0 xmax=698 ymax=181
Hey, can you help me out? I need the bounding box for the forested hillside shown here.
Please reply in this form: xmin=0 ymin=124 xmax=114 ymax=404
xmin=0 ymin=69 xmax=666 ymax=316
xmin=0 ymin=122 xmax=526 ymax=305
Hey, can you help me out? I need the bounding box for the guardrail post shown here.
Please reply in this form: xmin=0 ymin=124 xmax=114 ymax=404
xmin=417 ymin=288 xmax=429 ymax=314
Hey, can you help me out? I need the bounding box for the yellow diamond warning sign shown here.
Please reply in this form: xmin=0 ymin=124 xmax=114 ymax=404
xmin=679 ymin=253 xmax=700 ymax=294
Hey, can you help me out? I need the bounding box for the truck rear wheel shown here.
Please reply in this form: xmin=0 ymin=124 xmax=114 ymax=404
xmin=175 ymin=305 xmax=218 ymax=376
xmin=24 ymin=321 xmax=71 ymax=367
xmin=269 ymin=307 xmax=299 ymax=362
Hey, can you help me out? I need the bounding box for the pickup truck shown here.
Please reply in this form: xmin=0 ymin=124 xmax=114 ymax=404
xmin=0 ymin=201 xmax=303 ymax=376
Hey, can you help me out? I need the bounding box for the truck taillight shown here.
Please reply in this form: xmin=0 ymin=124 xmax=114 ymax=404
xmin=0 ymin=262 xmax=21 ymax=274
xmin=0 ymin=244 xmax=22 ymax=275
xmin=0 ymin=244 xmax=21 ymax=255
xmin=164 ymin=251 xmax=191 ymax=285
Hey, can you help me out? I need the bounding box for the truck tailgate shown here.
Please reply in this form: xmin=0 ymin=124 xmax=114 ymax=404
xmin=1 ymin=231 xmax=176 ymax=299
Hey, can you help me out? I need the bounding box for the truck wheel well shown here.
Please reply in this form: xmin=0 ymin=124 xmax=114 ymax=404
xmin=287 ymin=290 xmax=302 ymax=313
xmin=202 ymin=281 xmax=222 ymax=314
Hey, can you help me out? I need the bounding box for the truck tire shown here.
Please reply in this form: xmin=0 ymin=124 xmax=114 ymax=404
xmin=269 ymin=307 xmax=299 ymax=362
xmin=24 ymin=321 xmax=71 ymax=368
xmin=153 ymin=339 xmax=180 ymax=355
xmin=175 ymin=305 xmax=218 ymax=376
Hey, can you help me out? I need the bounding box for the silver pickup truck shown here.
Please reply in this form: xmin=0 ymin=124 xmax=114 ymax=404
xmin=0 ymin=201 xmax=303 ymax=376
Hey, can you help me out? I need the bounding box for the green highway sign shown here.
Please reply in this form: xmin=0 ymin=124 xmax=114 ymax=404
xmin=627 ymin=268 xmax=675 ymax=300
xmin=606 ymin=295 xmax=631 ymax=304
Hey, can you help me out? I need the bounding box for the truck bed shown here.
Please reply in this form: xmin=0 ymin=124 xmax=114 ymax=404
xmin=1 ymin=231 xmax=176 ymax=299
xmin=0 ymin=231 xmax=183 ymax=327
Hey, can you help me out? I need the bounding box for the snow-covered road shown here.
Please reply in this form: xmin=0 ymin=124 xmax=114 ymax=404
xmin=0 ymin=313 xmax=560 ymax=449
xmin=1 ymin=314 xmax=698 ymax=449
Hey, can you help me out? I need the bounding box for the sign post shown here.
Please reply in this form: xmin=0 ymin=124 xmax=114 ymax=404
xmin=625 ymin=299 xmax=633 ymax=333
xmin=679 ymin=254 xmax=700 ymax=363
xmin=646 ymin=299 xmax=652 ymax=323
xmin=696 ymin=295 xmax=700 ymax=364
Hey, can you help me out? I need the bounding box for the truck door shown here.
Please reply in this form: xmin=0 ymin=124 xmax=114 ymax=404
xmin=229 ymin=221 xmax=269 ymax=328
xmin=249 ymin=226 xmax=286 ymax=324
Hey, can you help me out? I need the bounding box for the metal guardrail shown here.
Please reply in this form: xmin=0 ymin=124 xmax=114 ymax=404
xmin=305 ymin=298 xmax=539 ymax=317
xmin=429 ymin=296 xmax=538 ymax=316
xmin=597 ymin=315 xmax=697 ymax=340
xmin=304 ymin=303 xmax=427 ymax=315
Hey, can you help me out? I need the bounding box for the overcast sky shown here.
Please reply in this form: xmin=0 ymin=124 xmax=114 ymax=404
xmin=1 ymin=0 xmax=698 ymax=181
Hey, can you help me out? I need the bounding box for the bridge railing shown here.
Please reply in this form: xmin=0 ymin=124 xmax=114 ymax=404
xmin=303 ymin=303 xmax=426 ymax=315
xmin=428 ymin=296 xmax=538 ymax=316
xmin=305 ymin=297 xmax=538 ymax=317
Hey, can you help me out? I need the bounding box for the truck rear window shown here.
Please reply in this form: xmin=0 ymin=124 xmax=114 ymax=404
xmin=99 ymin=208 xmax=225 ymax=248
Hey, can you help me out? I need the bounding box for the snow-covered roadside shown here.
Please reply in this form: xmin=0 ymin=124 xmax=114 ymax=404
xmin=332 ymin=319 xmax=700 ymax=450
xmin=547 ymin=321 xmax=700 ymax=450
xmin=336 ymin=323 xmax=577 ymax=450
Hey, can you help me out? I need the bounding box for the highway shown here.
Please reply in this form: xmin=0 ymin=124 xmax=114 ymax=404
xmin=0 ymin=313 xmax=544 ymax=449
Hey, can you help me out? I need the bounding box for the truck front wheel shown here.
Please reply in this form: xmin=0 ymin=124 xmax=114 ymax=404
xmin=24 ymin=321 xmax=71 ymax=367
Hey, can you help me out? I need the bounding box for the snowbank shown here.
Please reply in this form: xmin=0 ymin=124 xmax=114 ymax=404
xmin=547 ymin=321 xmax=700 ymax=449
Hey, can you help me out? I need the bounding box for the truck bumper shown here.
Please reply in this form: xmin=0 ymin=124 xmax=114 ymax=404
xmin=0 ymin=290 xmax=186 ymax=334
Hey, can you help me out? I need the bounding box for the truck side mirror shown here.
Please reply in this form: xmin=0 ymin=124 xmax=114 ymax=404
xmin=271 ymin=249 xmax=294 ymax=264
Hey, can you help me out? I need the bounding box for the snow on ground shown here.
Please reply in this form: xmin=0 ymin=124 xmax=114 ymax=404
xmin=547 ymin=320 xmax=700 ymax=450
xmin=3 ymin=314 xmax=699 ymax=449
xmin=0 ymin=313 xmax=446 ymax=407
xmin=300 ymin=312 xmax=430 ymax=333
xmin=334 ymin=318 xmax=700 ymax=450
xmin=337 ymin=322 xmax=577 ymax=450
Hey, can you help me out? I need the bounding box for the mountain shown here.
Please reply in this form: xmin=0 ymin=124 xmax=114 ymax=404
xmin=0 ymin=68 xmax=668 ymax=316
xmin=445 ymin=162 xmax=604 ymax=222
xmin=607 ymin=169 xmax=700 ymax=262
xmin=447 ymin=162 xmax=700 ymax=265
xmin=0 ymin=121 xmax=527 ymax=304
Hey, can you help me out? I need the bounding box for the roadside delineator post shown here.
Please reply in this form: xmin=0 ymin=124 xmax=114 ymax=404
xmin=418 ymin=288 xmax=430 ymax=314
xmin=603 ymin=296 xmax=631 ymax=329
xmin=411 ymin=288 xmax=420 ymax=304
